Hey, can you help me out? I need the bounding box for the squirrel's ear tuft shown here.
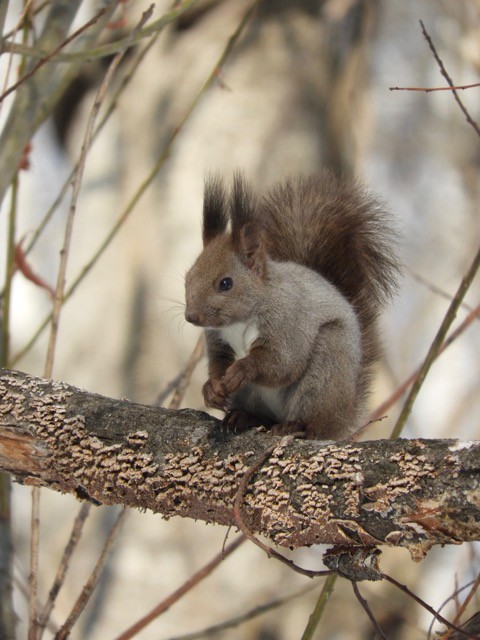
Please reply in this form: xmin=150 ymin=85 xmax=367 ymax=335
xmin=230 ymin=172 xmax=257 ymax=242
xmin=230 ymin=173 xmax=266 ymax=277
xmin=203 ymin=174 xmax=228 ymax=246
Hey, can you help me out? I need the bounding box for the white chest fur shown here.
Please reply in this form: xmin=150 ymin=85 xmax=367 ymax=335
xmin=219 ymin=321 xmax=285 ymax=420
xmin=219 ymin=321 xmax=259 ymax=358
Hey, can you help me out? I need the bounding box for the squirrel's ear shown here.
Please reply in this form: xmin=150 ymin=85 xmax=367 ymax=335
xmin=239 ymin=223 xmax=267 ymax=278
xmin=202 ymin=174 xmax=228 ymax=246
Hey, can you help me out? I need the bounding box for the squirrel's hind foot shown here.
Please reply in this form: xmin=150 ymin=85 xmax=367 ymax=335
xmin=222 ymin=409 xmax=274 ymax=434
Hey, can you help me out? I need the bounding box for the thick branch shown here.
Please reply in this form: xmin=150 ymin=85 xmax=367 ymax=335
xmin=1 ymin=369 xmax=479 ymax=560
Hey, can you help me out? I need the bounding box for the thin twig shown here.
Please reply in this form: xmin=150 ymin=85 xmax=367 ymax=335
xmin=29 ymin=9 xmax=154 ymax=639
xmin=0 ymin=0 xmax=8 ymax=45
xmin=54 ymin=509 xmax=127 ymax=640
xmin=233 ymin=437 xmax=330 ymax=579
xmin=385 ymin=19 xmax=480 ymax=438
xmin=382 ymin=573 xmax=479 ymax=640
xmin=427 ymin=579 xmax=477 ymax=640
xmin=351 ymin=581 xmax=388 ymax=640
xmin=0 ymin=470 xmax=14 ymax=639
xmin=420 ymin=20 xmax=480 ymax=137
xmin=389 ymin=245 xmax=480 ymax=439
xmin=154 ymin=370 xmax=186 ymax=406
xmin=2 ymin=0 xmax=199 ymax=63
xmin=408 ymin=268 xmax=476 ymax=314
xmin=300 ymin=574 xmax=338 ymax=640
xmin=167 ymin=336 xmax=204 ymax=409
xmin=1 ymin=1 xmax=50 ymax=42
xmin=1 ymin=177 xmax=17 ymax=365
xmin=43 ymin=3 xmax=154 ymax=378
xmin=443 ymin=612 xmax=480 ymax=640
xmin=0 ymin=0 xmax=119 ymax=210
xmin=13 ymin=10 xmax=38 ymax=639
xmin=369 ymin=300 xmax=480 ymax=424
xmin=114 ymin=535 xmax=245 ymax=640
xmin=162 ymin=582 xmax=320 ymax=640
xmin=0 ymin=0 xmax=193 ymax=274
xmin=0 ymin=163 xmax=15 ymax=639
xmin=0 ymin=1 xmax=33 ymax=121
xmin=37 ymin=503 xmax=92 ymax=639
xmin=441 ymin=573 xmax=480 ymax=640
xmin=1 ymin=0 xmax=31 ymax=352
xmin=390 ymin=82 xmax=480 ymax=92
xmin=0 ymin=2 xmax=116 ymax=104
xmin=28 ymin=483 xmax=41 ymax=640
xmin=454 ymin=575 xmax=461 ymax=621
xmin=0 ymin=3 xmax=164 ymax=295
xmin=10 ymin=0 xmax=260 ymax=367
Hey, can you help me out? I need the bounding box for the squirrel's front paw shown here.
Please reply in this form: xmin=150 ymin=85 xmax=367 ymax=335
xmin=202 ymin=378 xmax=225 ymax=410
xmin=221 ymin=359 xmax=252 ymax=396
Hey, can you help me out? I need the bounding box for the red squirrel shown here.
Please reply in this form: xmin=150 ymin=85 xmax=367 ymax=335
xmin=185 ymin=171 xmax=399 ymax=439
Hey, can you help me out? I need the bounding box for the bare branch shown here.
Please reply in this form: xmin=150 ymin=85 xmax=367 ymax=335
xmin=390 ymin=244 xmax=480 ymax=438
xmin=368 ymin=301 xmax=480 ymax=425
xmin=115 ymin=535 xmax=245 ymax=640
xmin=167 ymin=336 xmax=204 ymax=410
xmin=0 ymin=1 xmax=116 ymax=208
xmin=351 ymin=581 xmax=387 ymax=640
xmin=2 ymin=0 xmax=199 ymax=63
xmin=419 ymin=20 xmax=480 ymax=138
xmin=440 ymin=573 xmax=480 ymax=640
xmin=1 ymin=369 xmax=480 ymax=559
xmin=382 ymin=573 xmax=479 ymax=640
xmin=300 ymin=574 xmax=338 ymax=640
xmin=54 ymin=509 xmax=126 ymax=640
xmin=0 ymin=3 xmax=116 ymax=105
xmin=37 ymin=503 xmax=91 ymax=638
xmin=157 ymin=582 xmax=319 ymax=640
xmin=390 ymin=82 xmax=480 ymax=92
xmin=9 ymin=0 xmax=259 ymax=366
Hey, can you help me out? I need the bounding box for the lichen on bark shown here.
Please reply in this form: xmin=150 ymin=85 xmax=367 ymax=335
xmin=1 ymin=368 xmax=479 ymax=559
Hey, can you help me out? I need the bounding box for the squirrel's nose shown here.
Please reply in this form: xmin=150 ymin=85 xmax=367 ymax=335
xmin=185 ymin=312 xmax=201 ymax=326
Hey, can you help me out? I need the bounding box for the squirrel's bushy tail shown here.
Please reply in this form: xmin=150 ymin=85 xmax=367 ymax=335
xmin=260 ymin=171 xmax=400 ymax=369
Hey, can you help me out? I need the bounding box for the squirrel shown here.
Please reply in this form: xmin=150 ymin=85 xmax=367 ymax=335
xmin=184 ymin=171 xmax=399 ymax=440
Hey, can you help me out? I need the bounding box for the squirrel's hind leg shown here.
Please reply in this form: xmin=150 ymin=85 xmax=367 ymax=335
xmin=271 ymin=420 xmax=307 ymax=438
xmin=272 ymin=418 xmax=351 ymax=440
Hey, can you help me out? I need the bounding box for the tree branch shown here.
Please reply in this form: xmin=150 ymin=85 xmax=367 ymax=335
xmin=1 ymin=368 xmax=479 ymax=561
xmin=0 ymin=1 xmax=116 ymax=207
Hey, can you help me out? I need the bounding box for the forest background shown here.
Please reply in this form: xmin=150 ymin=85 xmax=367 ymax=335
xmin=1 ymin=1 xmax=480 ymax=639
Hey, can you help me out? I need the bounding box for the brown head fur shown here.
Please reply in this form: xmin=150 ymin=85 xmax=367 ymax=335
xmin=188 ymin=171 xmax=399 ymax=372
xmin=185 ymin=174 xmax=267 ymax=327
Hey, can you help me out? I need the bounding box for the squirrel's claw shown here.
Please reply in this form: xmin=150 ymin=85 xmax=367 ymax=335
xmin=222 ymin=409 xmax=273 ymax=433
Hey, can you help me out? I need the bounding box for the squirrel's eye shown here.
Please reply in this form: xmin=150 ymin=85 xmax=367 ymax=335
xmin=219 ymin=277 xmax=233 ymax=292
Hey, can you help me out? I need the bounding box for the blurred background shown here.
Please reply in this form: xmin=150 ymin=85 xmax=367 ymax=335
xmin=1 ymin=1 xmax=480 ymax=638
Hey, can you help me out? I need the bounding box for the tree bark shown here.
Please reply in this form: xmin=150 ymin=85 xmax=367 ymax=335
xmin=1 ymin=368 xmax=479 ymax=562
